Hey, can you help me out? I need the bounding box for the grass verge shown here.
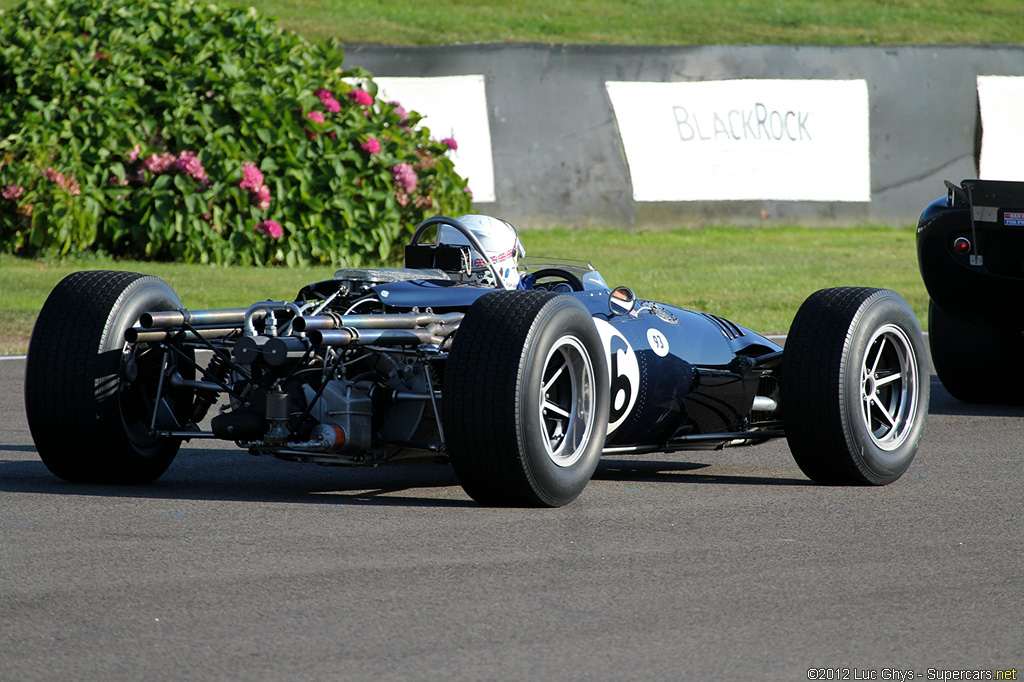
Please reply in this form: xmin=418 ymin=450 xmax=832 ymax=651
xmin=3 ymin=0 xmax=1021 ymax=45
xmin=0 ymin=225 xmax=927 ymax=356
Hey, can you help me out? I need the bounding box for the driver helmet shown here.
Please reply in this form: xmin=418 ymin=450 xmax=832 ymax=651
xmin=439 ymin=215 xmax=525 ymax=289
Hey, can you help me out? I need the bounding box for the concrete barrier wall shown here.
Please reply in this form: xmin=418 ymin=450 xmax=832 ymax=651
xmin=343 ymin=43 xmax=1024 ymax=228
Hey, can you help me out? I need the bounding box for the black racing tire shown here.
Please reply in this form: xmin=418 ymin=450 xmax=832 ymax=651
xmin=928 ymin=300 xmax=1023 ymax=404
xmin=25 ymin=271 xmax=194 ymax=484
xmin=442 ymin=291 xmax=609 ymax=507
xmin=780 ymin=287 xmax=929 ymax=485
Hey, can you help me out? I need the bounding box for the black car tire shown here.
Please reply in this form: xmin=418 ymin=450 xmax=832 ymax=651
xmin=928 ymin=300 xmax=1022 ymax=404
xmin=781 ymin=287 xmax=929 ymax=485
xmin=443 ymin=291 xmax=609 ymax=507
xmin=25 ymin=271 xmax=194 ymax=483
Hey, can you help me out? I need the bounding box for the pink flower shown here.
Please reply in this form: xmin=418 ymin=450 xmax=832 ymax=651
xmin=43 ymin=167 xmax=81 ymax=195
xmin=304 ymin=127 xmax=317 ymax=140
xmin=94 ymin=52 xmax=109 ymax=60
xmin=126 ymin=144 xmax=141 ymax=163
xmin=361 ymin=138 xmax=381 ymax=154
xmin=239 ymin=162 xmax=263 ymax=191
xmin=255 ymin=220 xmax=283 ymax=239
xmin=388 ymin=101 xmax=409 ymax=125
xmin=144 ymin=152 xmax=176 ymax=174
xmin=390 ymin=162 xmax=418 ymax=194
xmin=307 ymin=110 xmax=325 ymax=124
xmin=255 ymin=184 xmax=271 ymax=211
xmin=315 ymin=89 xmax=341 ymax=113
xmin=441 ymin=137 xmax=458 ymax=151
xmin=347 ymin=89 xmax=373 ymax=108
xmin=176 ymin=150 xmax=208 ymax=184
xmin=2 ymin=184 xmax=23 ymax=200
xmin=239 ymin=162 xmax=272 ymax=208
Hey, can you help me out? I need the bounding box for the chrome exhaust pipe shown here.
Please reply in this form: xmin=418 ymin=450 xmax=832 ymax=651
xmin=293 ymin=312 xmax=463 ymax=332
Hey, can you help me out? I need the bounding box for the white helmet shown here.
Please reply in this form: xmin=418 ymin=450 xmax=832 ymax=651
xmin=439 ymin=215 xmax=525 ymax=289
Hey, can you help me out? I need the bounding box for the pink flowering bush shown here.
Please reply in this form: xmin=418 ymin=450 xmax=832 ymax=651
xmin=0 ymin=0 xmax=472 ymax=266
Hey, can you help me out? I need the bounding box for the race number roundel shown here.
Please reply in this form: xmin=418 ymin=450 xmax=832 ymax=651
xmin=593 ymin=319 xmax=639 ymax=434
xmin=647 ymin=328 xmax=670 ymax=357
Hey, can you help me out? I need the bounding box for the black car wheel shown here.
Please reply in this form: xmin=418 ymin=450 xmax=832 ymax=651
xmin=443 ymin=291 xmax=609 ymax=507
xmin=781 ymin=287 xmax=929 ymax=485
xmin=928 ymin=300 xmax=1022 ymax=404
xmin=25 ymin=271 xmax=194 ymax=483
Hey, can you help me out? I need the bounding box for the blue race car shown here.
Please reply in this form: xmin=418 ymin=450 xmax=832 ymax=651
xmin=25 ymin=215 xmax=929 ymax=506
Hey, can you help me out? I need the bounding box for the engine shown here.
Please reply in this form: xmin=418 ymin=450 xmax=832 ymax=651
xmin=132 ymin=269 xmax=463 ymax=465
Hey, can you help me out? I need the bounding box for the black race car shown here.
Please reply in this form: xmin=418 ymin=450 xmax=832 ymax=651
xmin=917 ymin=179 xmax=1024 ymax=403
xmin=25 ymin=216 xmax=930 ymax=506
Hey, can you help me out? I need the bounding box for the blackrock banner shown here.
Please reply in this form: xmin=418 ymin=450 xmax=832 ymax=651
xmin=977 ymin=75 xmax=1024 ymax=182
xmin=605 ymin=79 xmax=871 ymax=202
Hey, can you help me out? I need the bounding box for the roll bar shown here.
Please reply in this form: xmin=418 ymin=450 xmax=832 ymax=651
xmin=409 ymin=216 xmax=511 ymax=290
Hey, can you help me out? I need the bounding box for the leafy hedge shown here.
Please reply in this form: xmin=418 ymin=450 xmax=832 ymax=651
xmin=0 ymin=0 xmax=473 ymax=265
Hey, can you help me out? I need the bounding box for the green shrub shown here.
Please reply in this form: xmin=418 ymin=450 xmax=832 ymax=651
xmin=0 ymin=0 xmax=473 ymax=266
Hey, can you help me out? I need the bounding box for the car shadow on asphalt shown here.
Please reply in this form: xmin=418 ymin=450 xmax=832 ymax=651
xmin=928 ymin=375 xmax=1024 ymax=416
xmin=0 ymin=450 xmax=478 ymax=508
xmin=594 ymin=459 xmax=812 ymax=486
xmin=0 ymin=443 xmax=817 ymax=506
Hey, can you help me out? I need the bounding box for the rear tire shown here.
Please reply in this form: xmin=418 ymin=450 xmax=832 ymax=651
xmin=781 ymin=287 xmax=929 ymax=485
xmin=443 ymin=291 xmax=609 ymax=507
xmin=928 ymin=300 xmax=1022 ymax=404
xmin=25 ymin=271 xmax=194 ymax=483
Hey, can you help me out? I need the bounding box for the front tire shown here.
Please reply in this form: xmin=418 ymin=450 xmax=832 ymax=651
xmin=443 ymin=291 xmax=609 ymax=507
xmin=781 ymin=287 xmax=929 ymax=485
xmin=25 ymin=271 xmax=194 ymax=483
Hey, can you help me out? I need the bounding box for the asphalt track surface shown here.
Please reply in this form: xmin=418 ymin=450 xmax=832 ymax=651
xmin=1 ymin=353 xmax=1021 ymax=682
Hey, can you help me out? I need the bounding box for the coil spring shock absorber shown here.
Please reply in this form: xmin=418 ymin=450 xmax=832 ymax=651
xmin=192 ymin=352 xmax=232 ymax=422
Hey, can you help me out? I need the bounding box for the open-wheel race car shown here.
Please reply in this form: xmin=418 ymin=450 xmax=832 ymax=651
xmin=26 ymin=215 xmax=930 ymax=507
xmin=918 ymin=179 xmax=1024 ymax=404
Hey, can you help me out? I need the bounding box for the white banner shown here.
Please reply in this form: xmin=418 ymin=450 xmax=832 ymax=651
xmin=373 ymin=75 xmax=496 ymax=202
xmin=605 ymin=79 xmax=871 ymax=202
xmin=977 ymin=75 xmax=1024 ymax=182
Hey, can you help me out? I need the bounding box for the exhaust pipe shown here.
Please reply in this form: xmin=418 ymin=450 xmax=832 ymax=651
xmin=293 ymin=312 xmax=463 ymax=332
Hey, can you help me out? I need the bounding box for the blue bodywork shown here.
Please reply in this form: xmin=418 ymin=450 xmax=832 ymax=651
xmin=370 ymin=265 xmax=782 ymax=451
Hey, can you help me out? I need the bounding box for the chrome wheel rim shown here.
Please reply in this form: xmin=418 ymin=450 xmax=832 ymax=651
xmin=859 ymin=324 xmax=920 ymax=451
xmin=538 ymin=335 xmax=596 ymax=467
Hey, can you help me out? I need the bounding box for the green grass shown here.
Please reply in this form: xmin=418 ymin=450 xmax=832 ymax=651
xmin=2 ymin=0 xmax=1022 ymax=44
xmin=0 ymin=225 xmax=927 ymax=355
